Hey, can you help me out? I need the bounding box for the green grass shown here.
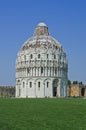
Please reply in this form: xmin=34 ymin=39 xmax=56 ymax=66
xmin=0 ymin=98 xmax=86 ymax=130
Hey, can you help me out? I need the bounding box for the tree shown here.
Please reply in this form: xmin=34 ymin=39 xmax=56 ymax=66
xmin=68 ymin=80 xmax=71 ymax=87
xmin=73 ymin=81 xmax=78 ymax=84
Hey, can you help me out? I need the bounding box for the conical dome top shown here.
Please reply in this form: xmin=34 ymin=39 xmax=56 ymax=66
xmin=34 ymin=22 xmax=49 ymax=36
xmin=37 ymin=22 xmax=47 ymax=27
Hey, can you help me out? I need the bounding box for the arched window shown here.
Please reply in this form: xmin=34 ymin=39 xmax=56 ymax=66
xmin=47 ymin=54 xmax=49 ymax=58
xmin=27 ymin=68 xmax=30 ymax=74
xmin=56 ymin=46 xmax=58 ymax=49
xmin=41 ymin=67 xmax=43 ymax=73
xmin=59 ymin=55 xmax=61 ymax=60
xmin=30 ymin=54 xmax=33 ymax=59
xmin=54 ymin=55 xmax=56 ymax=59
xmin=38 ymin=82 xmax=40 ymax=90
xmin=55 ymin=68 xmax=57 ymax=75
xmin=38 ymin=82 xmax=40 ymax=87
xmin=30 ymin=82 xmax=32 ymax=88
xmin=23 ymin=82 xmax=25 ymax=88
xmin=38 ymin=54 xmax=40 ymax=59
xmin=24 ymin=55 xmax=26 ymax=60
xmin=47 ymin=82 xmax=49 ymax=88
xmin=18 ymin=80 xmax=20 ymax=82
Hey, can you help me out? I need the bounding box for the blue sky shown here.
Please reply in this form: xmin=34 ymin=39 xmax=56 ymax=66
xmin=0 ymin=0 xmax=86 ymax=86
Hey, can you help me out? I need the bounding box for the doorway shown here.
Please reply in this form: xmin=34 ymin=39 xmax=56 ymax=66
xmin=53 ymin=79 xmax=58 ymax=97
xmin=53 ymin=87 xmax=57 ymax=96
xmin=81 ymin=88 xmax=85 ymax=96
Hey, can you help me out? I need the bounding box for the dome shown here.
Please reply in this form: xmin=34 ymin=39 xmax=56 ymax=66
xmin=20 ymin=23 xmax=62 ymax=52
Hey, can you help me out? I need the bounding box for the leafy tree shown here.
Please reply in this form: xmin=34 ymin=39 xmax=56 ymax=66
xmin=68 ymin=80 xmax=71 ymax=87
xmin=73 ymin=81 xmax=78 ymax=84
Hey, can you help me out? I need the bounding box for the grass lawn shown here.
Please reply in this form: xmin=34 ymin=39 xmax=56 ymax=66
xmin=0 ymin=98 xmax=86 ymax=130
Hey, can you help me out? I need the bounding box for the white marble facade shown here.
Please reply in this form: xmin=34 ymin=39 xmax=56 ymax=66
xmin=16 ymin=22 xmax=68 ymax=98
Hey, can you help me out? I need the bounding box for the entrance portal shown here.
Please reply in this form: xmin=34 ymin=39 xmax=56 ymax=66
xmin=81 ymin=88 xmax=85 ymax=96
xmin=53 ymin=79 xmax=58 ymax=97
xmin=53 ymin=87 xmax=57 ymax=96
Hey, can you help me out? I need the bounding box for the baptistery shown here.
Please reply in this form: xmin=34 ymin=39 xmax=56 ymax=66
xmin=16 ymin=22 xmax=68 ymax=98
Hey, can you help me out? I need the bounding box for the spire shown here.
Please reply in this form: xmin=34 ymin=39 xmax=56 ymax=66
xmin=34 ymin=22 xmax=49 ymax=36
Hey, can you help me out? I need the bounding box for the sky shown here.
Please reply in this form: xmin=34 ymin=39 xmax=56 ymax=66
xmin=0 ymin=0 xmax=86 ymax=86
